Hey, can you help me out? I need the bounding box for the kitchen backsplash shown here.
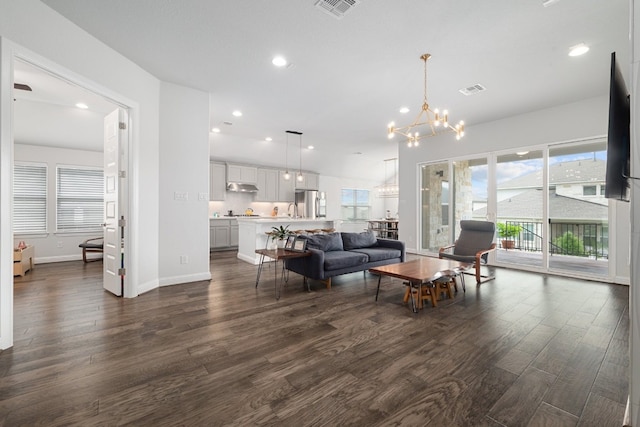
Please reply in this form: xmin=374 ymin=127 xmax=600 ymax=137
xmin=209 ymin=192 xmax=292 ymax=217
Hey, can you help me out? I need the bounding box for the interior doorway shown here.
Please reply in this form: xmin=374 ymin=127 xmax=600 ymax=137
xmin=2 ymin=46 xmax=133 ymax=349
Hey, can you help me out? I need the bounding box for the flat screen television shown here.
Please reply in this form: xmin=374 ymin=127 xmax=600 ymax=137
xmin=605 ymin=51 xmax=631 ymax=201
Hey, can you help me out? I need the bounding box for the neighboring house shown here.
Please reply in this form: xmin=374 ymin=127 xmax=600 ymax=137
xmin=497 ymin=158 xmax=607 ymax=205
xmin=474 ymin=159 xmax=609 ymax=256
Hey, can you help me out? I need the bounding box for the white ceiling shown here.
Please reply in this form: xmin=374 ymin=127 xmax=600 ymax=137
xmin=19 ymin=0 xmax=630 ymax=176
xmin=13 ymin=59 xmax=118 ymax=151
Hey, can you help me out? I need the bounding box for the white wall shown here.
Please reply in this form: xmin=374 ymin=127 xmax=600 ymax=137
xmin=158 ymin=82 xmax=211 ymax=286
xmin=1 ymin=0 xmax=162 ymax=347
xmin=13 ymin=144 xmax=103 ymax=262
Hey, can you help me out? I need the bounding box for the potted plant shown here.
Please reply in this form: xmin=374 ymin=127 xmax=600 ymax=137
xmin=270 ymin=225 xmax=291 ymax=248
xmin=497 ymin=222 xmax=520 ymax=250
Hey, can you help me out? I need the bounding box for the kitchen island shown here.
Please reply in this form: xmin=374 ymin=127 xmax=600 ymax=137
xmin=237 ymin=217 xmax=336 ymax=265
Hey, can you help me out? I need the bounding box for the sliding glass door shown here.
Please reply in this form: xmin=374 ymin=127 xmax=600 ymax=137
xmin=547 ymin=140 xmax=608 ymax=277
xmin=418 ymin=139 xmax=610 ymax=281
xmin=495 ymin=150 xmax=544 ymax=268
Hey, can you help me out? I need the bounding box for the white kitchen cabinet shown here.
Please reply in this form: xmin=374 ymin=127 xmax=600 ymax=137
xmin=256 ymin=168 xmax=279 ymax=201
xmin=210 ymin=162 xmax=226 ymax=201
xmin=230 ymin=224 xmax=239 ymax=246
xmin=295 ymin=172 xmax=319 ymax=190
xmin=278 ymin=170 xmax=295 ymax=202
xmin=210 ymin=219 xmax=239 ymax=249
xmin=227 ymin=164 xmax=257 ymax=184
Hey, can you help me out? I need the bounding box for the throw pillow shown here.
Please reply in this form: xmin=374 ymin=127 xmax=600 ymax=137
xmin=303 ymin=232 xmax=344 ymax=252
xmin=341 ymin=231 xmax=377 ymax=250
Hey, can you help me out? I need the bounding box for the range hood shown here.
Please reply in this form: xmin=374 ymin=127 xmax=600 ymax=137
xmin=227 ymin=182 xmax=259 ymax=193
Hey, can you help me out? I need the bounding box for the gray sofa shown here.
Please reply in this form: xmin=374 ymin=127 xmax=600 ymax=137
xmin=285 ymin=231 xmax=405 ymax=289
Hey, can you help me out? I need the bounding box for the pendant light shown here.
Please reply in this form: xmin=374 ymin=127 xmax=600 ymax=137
xmin=297 ymin=132 xmax=304 ymax=182
xmin=283 ymin=132 xmax=290 ymax=180
xmin=286 ymin=130 xmax=303 ymax=181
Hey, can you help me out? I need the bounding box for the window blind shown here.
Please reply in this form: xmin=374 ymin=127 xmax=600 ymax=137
xmin=13 ymin=163 xmax=47 ymax=233
xmin=57 ymin=166 xmax=104 ymax=232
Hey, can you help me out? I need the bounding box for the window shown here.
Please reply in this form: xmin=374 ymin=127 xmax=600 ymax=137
xmin=583 ymin=185 xmax=597 ymax=196
xmin=341 ymin=189 xmax=370 ymax=220
xmin=13 ymin=163 xmax=47 ymax=233
xmin=57 ymin=166 xmax=104 ymax=232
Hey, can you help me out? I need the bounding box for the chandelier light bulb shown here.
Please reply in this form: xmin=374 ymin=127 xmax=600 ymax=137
xmin=297 ymin=172 xmax=303 ymax=182
xmin=284 ymin=171 xmax=290 ymax=180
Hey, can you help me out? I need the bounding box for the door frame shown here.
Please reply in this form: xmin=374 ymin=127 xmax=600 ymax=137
xmin=0 ymin=38 xmax=139 ymax=349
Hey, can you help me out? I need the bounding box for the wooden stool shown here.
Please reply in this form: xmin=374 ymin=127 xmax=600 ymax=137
xmin=434 ymin=277 xmax=455 ymax=300
xmin=403 ymin=282 xmax=437 ymax=309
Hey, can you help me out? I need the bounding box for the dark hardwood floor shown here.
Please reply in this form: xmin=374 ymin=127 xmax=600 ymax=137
xmin=2 ymin=251 xmax=629 ymax=426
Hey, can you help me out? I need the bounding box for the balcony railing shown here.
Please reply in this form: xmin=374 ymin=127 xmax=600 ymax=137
xmin=498 ymin=220 xmax=608 ymax=260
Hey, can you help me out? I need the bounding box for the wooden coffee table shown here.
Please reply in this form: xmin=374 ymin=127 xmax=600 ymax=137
xmin=370 ymin=257 xmax=470 ymax=312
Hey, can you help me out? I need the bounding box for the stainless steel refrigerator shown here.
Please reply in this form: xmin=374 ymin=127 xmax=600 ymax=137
xmin=295 ymin=190 xmax=326 ymax=219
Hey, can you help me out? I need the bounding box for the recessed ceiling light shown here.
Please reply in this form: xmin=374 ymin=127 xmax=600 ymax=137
xmin=307 ymin=145 xmax=314 ymax=150
xmin=232 ymin=110 xmax=243 ymax=117
xmin=399 ymin=107 xmax=410 ymax=114
xmin=76 ymin=103 xmax=88 ymax=109
xmin=265 ymin=137 xmax=272 ymax=141
xmin=516 ymin=151 xmax=529 ymax=156
xmin=569 ymin=43 xmax=589 ymax=57
xmin=272 ymin=56 xmax=287 ymax=67
xmin=212 ymin=127 xmax=221 ymax=133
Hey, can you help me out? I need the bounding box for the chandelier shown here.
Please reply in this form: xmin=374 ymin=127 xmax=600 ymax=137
xmin=387 ymin=53 xmax=465 ymax=147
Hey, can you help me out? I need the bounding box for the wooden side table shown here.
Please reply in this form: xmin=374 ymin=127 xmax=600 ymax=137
xmin=255 ymin=248 xmax=311 ymax=300
xmin=14 ymin=245 xmax=34 ymax=277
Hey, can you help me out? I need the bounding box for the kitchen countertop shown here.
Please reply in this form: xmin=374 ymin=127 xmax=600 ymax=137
xmin=235 ymin=217 xmax=332 ymax=223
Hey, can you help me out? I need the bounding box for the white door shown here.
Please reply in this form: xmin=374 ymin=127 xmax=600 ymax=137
xmin=103 ymin=109 xmax=127 ymax=296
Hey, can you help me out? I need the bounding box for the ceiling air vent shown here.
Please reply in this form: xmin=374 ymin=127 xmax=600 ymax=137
xmin=459 ymin=84 xmax=486 ymax=96
xmin=315 ymin=0 xmax=361 ymax=19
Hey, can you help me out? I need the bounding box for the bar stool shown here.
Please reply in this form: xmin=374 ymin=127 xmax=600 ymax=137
xmin=305 ymin=229 xmax=322 ymax=234
xmin=321 ymin=228 xmax=336 ymax=233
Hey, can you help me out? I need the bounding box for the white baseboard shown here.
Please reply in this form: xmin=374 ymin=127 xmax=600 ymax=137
xmin=237 ymin=252 xmax=260 ymax=265
xmin=135 ymin=279 xmax=159 ymax=296
xmin=158 ymin=272 xmax=212 ymax=287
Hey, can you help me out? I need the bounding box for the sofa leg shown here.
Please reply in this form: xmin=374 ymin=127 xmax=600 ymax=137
xmin=323 ymin=278 xmax=331 ymax=289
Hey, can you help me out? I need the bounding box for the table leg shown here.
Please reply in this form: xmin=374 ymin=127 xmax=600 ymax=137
xmin=255 ymin=253 xmax=266 ymax=288
xmin=409 ymin=281 xmax=418 ymax=313
xmin=274 ymin=259 xmax=280 ymax=300
xmin=375 ymin=275 xmax=382 ymax=301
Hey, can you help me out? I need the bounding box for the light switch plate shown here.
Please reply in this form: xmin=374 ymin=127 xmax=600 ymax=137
xmin=174 ymin=192 xmax=188 ymax=201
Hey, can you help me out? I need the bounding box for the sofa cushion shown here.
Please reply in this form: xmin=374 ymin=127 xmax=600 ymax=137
xmin=302 ymin=232 xmax=344 ymax=252
xmin=323 ymin=251 xmax=368 ymax=271
xmin=341 ymin=231 xmax=377 ymax=250
xmin=350 ymin=247 xmax=402 ymax=263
